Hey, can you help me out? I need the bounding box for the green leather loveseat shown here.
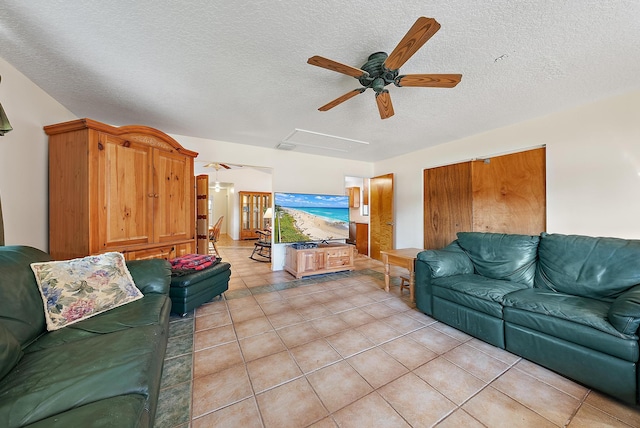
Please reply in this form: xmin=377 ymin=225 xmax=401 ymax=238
xmin=0 ymin=245 xmax=172 ymax=427
xmin=415 ymin=232 xmax=640 ymax=404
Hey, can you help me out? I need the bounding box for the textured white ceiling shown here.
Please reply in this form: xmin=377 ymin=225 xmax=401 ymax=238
xmin=1 ymin=1 xmax=639 ymax=162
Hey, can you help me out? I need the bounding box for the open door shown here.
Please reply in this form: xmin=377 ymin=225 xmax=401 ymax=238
xmin=369 ymin=173 xmax=394 ymax=260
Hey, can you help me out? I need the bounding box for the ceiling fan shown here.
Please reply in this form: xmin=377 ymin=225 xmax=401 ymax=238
xmin=307 ymin=17 xmax=462 ymax=120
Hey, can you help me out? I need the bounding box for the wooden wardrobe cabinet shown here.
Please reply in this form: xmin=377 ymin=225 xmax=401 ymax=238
xmin=45 ymin=118 xmax=198 ymax=261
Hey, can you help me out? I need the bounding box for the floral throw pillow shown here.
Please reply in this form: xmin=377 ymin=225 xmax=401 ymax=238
xmin=30 ymin=252 xmax=144 ymax=331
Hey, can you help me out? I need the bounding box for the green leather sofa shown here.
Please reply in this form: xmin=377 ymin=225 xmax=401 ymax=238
xmin=0 ymin=246 xmax=172 ymax=427
xmin=415 ymin=232 xmax=640 ymax=404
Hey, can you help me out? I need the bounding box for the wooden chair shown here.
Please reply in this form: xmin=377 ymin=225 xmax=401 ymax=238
xmin=209 ymin=216 xmax=224 ymax=255
xmin=250 ymin=229 xmax=271 ymax=262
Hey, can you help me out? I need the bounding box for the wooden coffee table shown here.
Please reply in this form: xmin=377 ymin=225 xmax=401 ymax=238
xmin=380 ymin=248 xmax=424 ymax=302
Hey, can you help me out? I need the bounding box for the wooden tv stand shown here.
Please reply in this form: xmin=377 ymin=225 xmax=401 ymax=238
xmin=284 ymin=243 xmax=355 ymax=279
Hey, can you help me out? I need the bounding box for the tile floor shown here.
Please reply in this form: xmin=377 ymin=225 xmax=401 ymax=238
xmin=155 ymin=235 xmax=640 ymax=427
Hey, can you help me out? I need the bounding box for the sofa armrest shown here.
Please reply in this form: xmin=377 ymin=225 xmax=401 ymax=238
xmin=609 ymin=284 xmax=640 ymax=336
xmin=126 ymin=259 xmax=172 ymax=295
xmin=417 ymin=242 xmax=474 ymax=278
xmin=415 ymin=242 xmax=473 ymax=316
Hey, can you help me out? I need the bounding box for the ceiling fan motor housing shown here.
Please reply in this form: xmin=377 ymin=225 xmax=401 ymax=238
xmin=359 ymin=52 xmax=398 ymax=93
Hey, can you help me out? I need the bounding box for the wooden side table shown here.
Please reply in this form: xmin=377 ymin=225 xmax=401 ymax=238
xmin=380 ymin=248 xmax=424 ymax=302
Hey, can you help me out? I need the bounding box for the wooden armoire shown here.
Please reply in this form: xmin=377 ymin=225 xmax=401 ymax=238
xmin=44 ymin=118 xmax=198 ymax=261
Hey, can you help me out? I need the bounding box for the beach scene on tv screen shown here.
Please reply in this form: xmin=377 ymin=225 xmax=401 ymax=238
xmin=274 ymin=193 xmax=349 ymax=243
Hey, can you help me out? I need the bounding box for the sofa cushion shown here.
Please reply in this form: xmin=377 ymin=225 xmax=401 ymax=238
xmin=0 ymin=246 xmax=49 ymax=348
xmin=535 ymin=233 xmax=640 ymax=301
xmin=0 ymin=324 xmax=22 ymax=381
xmin=30 ymin=252 xmax=144 ymax=331
xmin=457 ymin=232 xmax=539 ymax=286
xmin=433 ymin=274 xmax=529 ymax=318
xmin=126 ymin=258 xmax=172 ymax=295
xmin=417 ymin=242 xmax=473 ymax=278
xmin=0 ymin=324 xmax=166 ymax=427
xmin=609 ymin=284 xmax=640 ymax=335
xmin=503 ymin=288 xmax=638 ymax=361
xmin=24 ymin=294 xmax=171 ymax=354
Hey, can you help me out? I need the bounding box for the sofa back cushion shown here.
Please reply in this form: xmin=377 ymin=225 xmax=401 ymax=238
xmin=456 ymin=232 xmax=540 ymax=287
xmin=535 ymin=233 xmax=640 ymax=300
xmin=0 ymin=246 xmax=49 ymax=348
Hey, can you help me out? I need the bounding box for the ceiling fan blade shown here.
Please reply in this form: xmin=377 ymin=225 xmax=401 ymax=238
xmin=384 ymin=17 xmax=441 ymax=70
xmin=307 ymin=55 xmax=369 ymax=78
xmin=375 ymin=91 xmax=394 ymax=119
xmin=318 ymin=88 xmax=366 ymax=111
xmin=396 ymin=74 xmax=462 ymax=88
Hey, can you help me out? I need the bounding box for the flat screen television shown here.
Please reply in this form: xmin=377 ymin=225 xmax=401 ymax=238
xmin=273 ymin=192 xmax=350 ymax=244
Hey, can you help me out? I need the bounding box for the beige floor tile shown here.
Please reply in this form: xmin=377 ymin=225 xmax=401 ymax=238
xmin=259 ymin=299 xmax=294 ymax=316
xmin=192 ymin=397 xmax=262 ymax=428
xmin=436 ymin=409 xmax=486 ymax=427
xmin=493 ymin=367 xmax=580 ymax=426
xmin=256 ymin=378 xmax=328 ymax=428
xmin=568 ymin=403 xmax=635 ymax=427
xmin=338 ymin=307 xmax=377 ymax=327
xmin=360 ymin=301 xmax=399 ymax=319
xmin=514 ymin=358 xmax=588 ymax=400
xmin=297 ymin=303 xmax=333 ymax=320
xmin=239 ymin=330 xmax=286 ymax=362
xmin=463 ymin=387 xmax=556 ymax=428
xmin=443 ymin=343 xmax=509 ymax=382
xmin=404 ymin=309 xmax=437 ymax=325
xmin=466 ymin=337 xmax=520 ymax=364
xmin=191 ymin=363 xmax=253 ymax=418
xmin=288 ymin=294 xmax=320 ymax=309
xmin=290 ymin=338 xmax=342 ymax=373
xmin=253 ymin=291 xmax=284 ymax=304
xmin=325 ymin=328 xmax=375 ymax=358
xmin=195 ymin=299 xmax=228 ymax=317
xmin=344 ymin=293 xmax=377 ymax=307
xmin=194 ymin=324 xmax=236 ymax=351
xmin=347 ymin=347 xmax=409 ymax=388
xmin=194 ymin=310 xmax=231 ymax=332
xmin=234 ymin=315 xmax=274 ymax=339
xmin=307 ymin=416 xmax=338 ymax=427
xmin=356 ymin=319 xmax=402 ymax=345
xmin=323 ymin=298 xmax=357 ymax=314
xmin=381 ymin=312 xmax=426 ymax=334
xmin=310 ymin=290 xmax=340 ymax=304
xmin=331 ymin=392 xmax=410 ymax=428
xmin=311 ymin=314 xmax=351 ymax=337
xmin=276 ymin=321 xmax=322 ymax=348
xmin=414 ymin=356 xmax=487 ymax=405
xmin=307 ymin=360 xmax=373 ymax=412
xmin=193 ymin=341 xmax=244 ymax=378
xmin=584 ymin=391 xmax=640 ymax=426
xmin=227 ymin=295 xmax=259 ymax=310
xmin=246 ymin=350 xmax=303 ymax=393
xmin=379 ymin=372 xmax=457 ymax=426
xmin=267 ymin=309 xmax=305 ymax=329
xmin=407 ymin=326 xmax=463 ymax=354
xmin=229 ymin=304 xmax=266 ymax=323
xmin=430 ymin=321 xmax=475 ymax=342
xmin=381 ymin=335 xmax=439 ymax=370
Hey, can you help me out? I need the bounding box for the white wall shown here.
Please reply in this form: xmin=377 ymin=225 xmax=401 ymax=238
xmin=0 ymin=57 xmax=76 ymax=251
xmin=375 ymin=90 xmax=640 ymax=248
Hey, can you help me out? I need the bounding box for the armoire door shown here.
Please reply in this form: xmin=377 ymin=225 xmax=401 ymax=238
xmin=98 ymin=133 xmax=154 ymax=250
xmin=153 ymin=149 xmax=194 ymax=243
